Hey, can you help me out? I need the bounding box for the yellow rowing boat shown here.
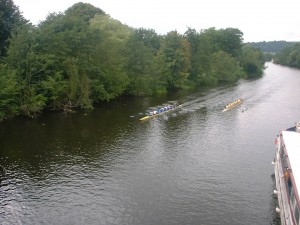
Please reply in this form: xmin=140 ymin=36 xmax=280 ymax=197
xmin=222 ymin=98 xmax=242 ymax=112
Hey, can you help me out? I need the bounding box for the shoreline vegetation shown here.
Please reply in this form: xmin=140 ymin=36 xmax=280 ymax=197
xmin=0 ymin=1 xmax=268 ymax=122
xmin=273 ymin=43 xmax=300 ymax=68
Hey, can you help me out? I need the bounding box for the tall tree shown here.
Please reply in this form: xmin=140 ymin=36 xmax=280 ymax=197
xmin=211 ymin=51 xmax=245 ymax=82
xmin=184 ymin=28 xmax=200 ymax=84
xmin=240 ymin=46 xmax=264 ymax=77
xmin=217 ymin=28 xmax=243 ymax=58
xmin=0 ymin=0 xmax=27 ymax=57
xmin=0 ymin=64 xmax=19 ymax=121
xmin=89 ymin=14 xmax=130 ymax=101
xmin=274 ymin=43 xmax=300 ymax=68
xmin=157 ymin=31 xmax=191 ymax=89
xmin=6 ymin=23 xmax=47 ymax=117
xmin=35 ymin=3 xmax=108 ymax=109
xmin=125 ymin=28 xmax=159 ymax=95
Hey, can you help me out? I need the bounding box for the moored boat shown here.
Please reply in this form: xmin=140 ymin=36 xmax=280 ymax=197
xmin=222 ymin=98 xmax=242 ymax=112
xmin=272 ymin=122 xmax=300 ymax=225
xmin=139 ymin=101 xmax=179 ymax=121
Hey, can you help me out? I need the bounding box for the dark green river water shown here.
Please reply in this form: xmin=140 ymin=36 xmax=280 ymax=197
xmin=1 ymin=62 xmax=300 ymax=225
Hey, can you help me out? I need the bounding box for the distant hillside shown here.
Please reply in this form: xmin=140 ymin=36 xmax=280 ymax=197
xmin=246 ymin=41 xmax=297 ymax=53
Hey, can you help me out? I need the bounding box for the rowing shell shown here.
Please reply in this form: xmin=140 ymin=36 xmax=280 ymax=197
xmin=139 ymin=105 xmax=181 ymax=121
xmin=222 ymin=98 xmax=242 ymax=112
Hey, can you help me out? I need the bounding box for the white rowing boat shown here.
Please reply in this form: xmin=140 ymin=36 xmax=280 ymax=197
xmin=139 ymin=101 xmax=179 ymax=121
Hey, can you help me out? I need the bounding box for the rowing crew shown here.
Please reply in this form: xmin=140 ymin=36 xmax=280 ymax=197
xmin=225 ymin=98 xmax=242 ymax=109
xmin=146 ymin=104 xmax=176 ymax=116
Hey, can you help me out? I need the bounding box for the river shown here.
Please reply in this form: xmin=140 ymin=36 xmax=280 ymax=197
xmin=1 ymin=62 xmax=299 ymax=225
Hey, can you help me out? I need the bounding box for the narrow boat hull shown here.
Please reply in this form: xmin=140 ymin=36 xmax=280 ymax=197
xmin=222 ymin=98 xmax=242 ymax=112
xmin=139 ymin=103 xmax=180 ymax=121
xmin=139 ymin=116 xmax=150 ymax=121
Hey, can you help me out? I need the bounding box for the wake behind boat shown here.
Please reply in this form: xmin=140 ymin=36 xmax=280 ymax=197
xmin=139 ymin=101 xmax=179 ymax=121
xmin=272 ymin=122 xmax=300 ymax=225
xmin=222 ymin=98 xmax=242 ymax=112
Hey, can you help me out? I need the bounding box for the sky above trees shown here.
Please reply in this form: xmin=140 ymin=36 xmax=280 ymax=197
xmin=13 ymin=0 xmax=300 ymax=42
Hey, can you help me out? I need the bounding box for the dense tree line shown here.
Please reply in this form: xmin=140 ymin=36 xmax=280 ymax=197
xmin=0 ymin=1 xmax=265 ymax=121
xmin=247 ymin=41 xmax=297 ymax=53
xmin=0 ymin=0 xmax=27 ymax=57
xmin=273 ymin=43 xmax=300 ymax=68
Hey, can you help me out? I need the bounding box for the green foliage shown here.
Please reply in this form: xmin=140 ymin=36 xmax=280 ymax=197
xmin=41 ymin=72 xmax=68 ymax=109
xmin=124 ymin=29 xmax=159 ymax=95
xmin=211 ymin=51 xmax=245 ymax=82
xmin=0 ymin=0 xmax=27 ymax=57
xmin=157 ymin=31 xmax=191 ymax=89
xmin=5 ymin=23 xmax=49 ymax=116
xmin=184 ymin=27 xmax=245 ymax=85
xmin=274 ymin=43 xmax=300 ymax=68
xmin=19 ymin=84 xmax=47 ymax=117
xmin=263 ymin=52 xmax=273 ymax=62
xmin=134 ymin=28 xmax=160 ymax=52
xmin=184 ymin=28 xmax=201 ymax=85
xmin=247 ymin=41 xmax=297 ymax=53
xmin=215 ymin=28 xmax=243 ymax=58
xmin=240 ymin=46 xmax=265 ymax=77
xmin=64 ymin=2 xmax=105 ymax=21
xmin=0 ymin=64 xmax=20 ymax=121
xmin=63 ymin=57 xmax=92 ymax=109
xmin=89 ymin=14 xmax=130 ymax=100
xmin=185 ymin=28 xmax=212 ymax=85
xmin=0 ymin=2 xmax=267 ymax=121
